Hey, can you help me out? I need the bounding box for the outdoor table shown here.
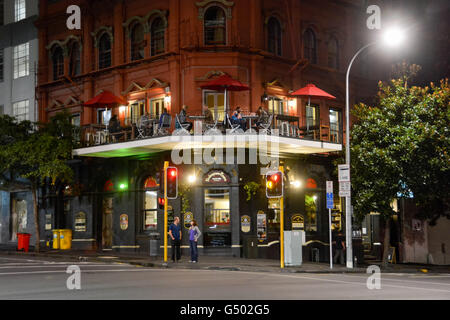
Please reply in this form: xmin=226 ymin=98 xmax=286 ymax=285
xmin=241 ymin=114 xmax=259 ymax=131
xmin=275 ymin=115 xmax=299 ymax=137
xmin=188 ymin=115 xmax=206 ymax=135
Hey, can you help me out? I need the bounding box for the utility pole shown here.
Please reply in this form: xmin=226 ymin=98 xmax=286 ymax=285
xmin=163 ymin=161 xmax=169 ymax=263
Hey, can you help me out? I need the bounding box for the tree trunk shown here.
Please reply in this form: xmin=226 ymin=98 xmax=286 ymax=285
xmin=382 ymin=217 xmax=391 ymax=267
xmin=32 ymin=185 xmax=40 ymax=253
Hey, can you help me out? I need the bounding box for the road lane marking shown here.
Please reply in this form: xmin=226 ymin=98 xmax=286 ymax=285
xmin=0 ymin=268 xmax=155 ymax=276
xmin=0 ymin=264 xmax=138 ymax=270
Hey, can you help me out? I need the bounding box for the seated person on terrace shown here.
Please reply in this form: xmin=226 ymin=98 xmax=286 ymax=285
xmin=159 ymin=108 xmax=170 ymax=129
xmin=203 ymin=106 xmax=214 ymax=125
xmin=231 ymin=106 xmax=247 ymax=131
xmin=109 ymin=115 xmax=122 ymax=133
xmin=256 ymin=106 xmax=269 ymax=128
xmin=140 ymin=111 xmax=152 ymax=136
xmin=176 ymin=105 xmax=193 ymax=131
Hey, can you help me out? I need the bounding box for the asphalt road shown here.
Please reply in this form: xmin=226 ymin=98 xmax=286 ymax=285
xmin=0 ymin=256 xmax=449 ymax=300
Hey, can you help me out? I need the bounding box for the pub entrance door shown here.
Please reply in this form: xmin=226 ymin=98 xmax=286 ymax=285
xmin=203 ymin=188 xmax=231 ymax=248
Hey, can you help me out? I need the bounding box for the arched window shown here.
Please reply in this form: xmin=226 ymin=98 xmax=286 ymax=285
xmin=98 ymin=33 xmax=112 ymax=69
xmin=304 ymin=28 xmax=317 ymax=64
xmin=204 ymin=6 xmax=226 ymax=45
xmin=130 ymin=23 xmax=145 ymax=61
xmin=328 ymin=37 xmax=339 ymax=69
xmin=69 ymin=42 xmax=81 ymax=76
xmin=150 ymin=17 xmax=165 ymax=56
xmin=267 ymin=17 xmax=282 ymax=56
xmin=51 ymin=46 xmax=64 ymax=80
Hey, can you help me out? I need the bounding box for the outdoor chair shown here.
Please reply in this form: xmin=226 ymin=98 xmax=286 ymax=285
xmin=204 ymin=118 xmax=221 ymax=135
xmin=157 ymin=114 xmax=172 ymax=136
xmin=173 ymin=114 xmax=191 ymax=136
xmin=259 ymin=115 xmax=273 ymax=135
xmin=226 ymin=114 xmax=244 ymax=135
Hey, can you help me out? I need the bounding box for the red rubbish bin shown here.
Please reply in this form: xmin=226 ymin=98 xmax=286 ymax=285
xmin=17 ymin=233 xmax=31 ymax=252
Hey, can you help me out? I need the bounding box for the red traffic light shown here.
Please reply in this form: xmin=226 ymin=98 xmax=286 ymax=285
xmin=266 ymin=171 xmax=283 ymax=198
xmin=168 ymin=168 xmax=177 ymax=178
xmin=158 ymin=197 xmax=165 ymax=206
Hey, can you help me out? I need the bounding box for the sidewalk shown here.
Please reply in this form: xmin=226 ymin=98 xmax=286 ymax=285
xmin=1 ymin=246 xmax=449 ymax=274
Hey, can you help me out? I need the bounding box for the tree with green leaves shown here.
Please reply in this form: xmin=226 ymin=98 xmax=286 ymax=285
xmin=350 ymin=75 xmax=449 ymax=263
xmin=0 ymin=112 xmax=75 ymax=252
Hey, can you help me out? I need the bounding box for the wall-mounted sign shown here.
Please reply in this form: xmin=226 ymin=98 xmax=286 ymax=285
xmin=74 ymin=212 xmax=87 ymax=232
xmin=412 ymin=219 xmax=422 ymax=232
xmin=257 ymin=211 xmax=267 ymax=242
xmin=241 ymin=215 xmax=251 ymax=233
xmin=120 ymin=214 xmax=129 ymax=231
xmin=184 ymin=211 xmax=193 ymax=229
xmin=204 ymin=170 xmax=231 ymax=184
xmin=291 ymin=214 xmax=304 ymax=230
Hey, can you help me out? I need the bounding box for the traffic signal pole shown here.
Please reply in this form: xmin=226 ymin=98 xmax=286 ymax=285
xmin=163 ymin=161 xmax=169 ymax=263
xmin=280 ymin=166 xmax=284 ymax=269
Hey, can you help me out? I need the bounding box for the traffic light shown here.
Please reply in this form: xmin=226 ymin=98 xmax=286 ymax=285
xmin=166 ymin=166 xmax=178 ymax=199
xmin=158 ymin=197 xmax=165 ymax=209
xmin=266 ymin=171 xmax=283 ymax=198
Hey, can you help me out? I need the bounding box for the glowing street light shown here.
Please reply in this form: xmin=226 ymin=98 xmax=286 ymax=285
xmin=344 ymin=26 xmax=406 ymax=269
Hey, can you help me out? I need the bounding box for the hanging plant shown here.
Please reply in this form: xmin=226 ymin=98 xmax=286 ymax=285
xmin=179 ymin=184 xmax=191 ymax=214
xmin=244 ymin=182 xmax=261 ymax=201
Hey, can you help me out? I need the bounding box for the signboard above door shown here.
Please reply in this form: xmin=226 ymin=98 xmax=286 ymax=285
xmin=204 ymin=170 xmax=231 ymax=184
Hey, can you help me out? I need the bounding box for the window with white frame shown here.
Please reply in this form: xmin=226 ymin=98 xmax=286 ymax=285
xmin=15 ymin=0 xmax=26 ymax=22
xmin=13 ymin=100 xmax=29 ymax=121
xmin=13 ymin=43 xmax=29 ymax=79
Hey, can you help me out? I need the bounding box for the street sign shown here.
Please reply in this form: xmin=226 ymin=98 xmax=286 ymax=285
xmin=326 ymin=181 xmax=334 ymax=209
xmin=338 ymin=164 xmax=350 ymax=182
xmin=339 ymin=181 xmax=351 ymax=197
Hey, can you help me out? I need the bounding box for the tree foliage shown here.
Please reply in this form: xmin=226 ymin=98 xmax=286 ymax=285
xmin=351 ymin=77 xmax=450 ymax=225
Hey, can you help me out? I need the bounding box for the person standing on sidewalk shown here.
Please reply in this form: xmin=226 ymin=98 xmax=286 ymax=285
xmin=189 ymin=220 xmax=202 ymax=263
xmin=333 ymin=232 xmax=346 ymax=265
xmin=169 ymin=217 xmax=182 ymax=262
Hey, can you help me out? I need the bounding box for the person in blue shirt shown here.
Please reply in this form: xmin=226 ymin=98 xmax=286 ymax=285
xmin=159 ymin=108 xmax=170 ymax=129
xmin=231 ymin=106 xmax=247 ymax=130
xmin=169 ymin=217 xmax=182 ymax=262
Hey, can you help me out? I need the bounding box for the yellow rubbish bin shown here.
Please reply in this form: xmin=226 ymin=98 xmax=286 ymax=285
xmin=59 ymin=229 xmax=73 ymax=250
xmin=52 ymin=230 xmax=61 ymax=249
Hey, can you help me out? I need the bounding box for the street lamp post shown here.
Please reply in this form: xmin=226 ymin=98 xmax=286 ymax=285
xmin=344 ymin=27 xmax=405 ymax=268
xmin=344 ymin=42 xmax=376 ymax=269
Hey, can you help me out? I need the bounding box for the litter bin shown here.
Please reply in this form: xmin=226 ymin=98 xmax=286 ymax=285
xmin=149 ymin=232 xmax=160 ymax=257
xmin=59 ymin=229 xmax=73 ymax=250
xmin=17 ymin=233 xmax=31 ymax=252
xmin=243 ymin=236 xmax=259 ymax=259
xmin=52 ymin=229 xmax=61 ymax=249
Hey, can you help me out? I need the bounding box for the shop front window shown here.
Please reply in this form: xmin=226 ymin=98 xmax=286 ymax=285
xmin=305 ymin=192 xmax=318 ymax=232
xmin=268 ymin=198 xmax=280 ymax=233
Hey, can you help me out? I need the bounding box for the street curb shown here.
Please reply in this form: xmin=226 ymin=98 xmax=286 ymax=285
xmin=1 ymin=251 xmax=448 ymax=275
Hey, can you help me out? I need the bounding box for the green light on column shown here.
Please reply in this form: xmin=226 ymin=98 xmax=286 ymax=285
xmin=119 ymin=183 xmax=127 ymax=190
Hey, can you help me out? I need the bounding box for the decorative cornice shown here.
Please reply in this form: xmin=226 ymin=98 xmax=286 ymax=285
xmin=122 ymin=82 xmax=144 ymax=95
xmin=122 ymin=79 xmax=168 ymax=95
xmin=196 ymin=0 xmax=234 ymax=20
xmin=144 ymin=78 xmax=168 ymax=90
xmin=195 ymin=70 xmax=226 ymax=81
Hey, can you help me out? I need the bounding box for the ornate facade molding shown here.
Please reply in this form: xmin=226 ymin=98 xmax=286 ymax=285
xmin=196 ymin=0 xmax=234 ymax=20
xmin=91 ymin=26 xmax=114 ymax=48
xmin=195 ymin=70 xmax=226 ymax=81
xmin=123 ymin=10 xmax=168 ymax=37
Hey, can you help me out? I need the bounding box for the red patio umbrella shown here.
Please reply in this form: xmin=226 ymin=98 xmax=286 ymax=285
xmin=291 ymin=84 xmax=336 ymax=131
xmin=84 ymin=90 xmax=127 ymax=129
xmin=200 ymin=74 xmax=250 ymax=122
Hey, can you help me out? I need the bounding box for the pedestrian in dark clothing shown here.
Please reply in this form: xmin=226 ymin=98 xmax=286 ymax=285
xmin=189 ymin=219 xmax=202 ymax=263
xmin=333 ymin=232 xmax=346 ymax=265
xmin=169 ymin=217 xmax=182 ymax=262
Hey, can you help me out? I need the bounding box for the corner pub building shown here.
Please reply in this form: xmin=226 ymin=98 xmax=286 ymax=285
xmin=35 ymin=0 xmax=386 ymax=261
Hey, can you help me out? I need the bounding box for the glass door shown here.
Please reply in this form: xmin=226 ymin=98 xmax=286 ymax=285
xmin=204 ymin=188 xmax=231 ymax=247
xmin=203 ymin=91 xmax=225 ymax=122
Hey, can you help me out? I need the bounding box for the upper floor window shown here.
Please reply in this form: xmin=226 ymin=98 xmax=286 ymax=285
xmin=51 ymin=45 xmax=64 ymax=80
xmin=13 ymin=100 xmax=29 ymax=121
xmin=328 ymin=37 xmax=339 ymax=69
xmin=13 ymin=42 xmax=29 ymax=79
xmin=151 ymin=17 xmax=165 ymax=56
xmin=15 ymin=0 xmax=26 ymax=22
xmin=69 ymin=42 xmax=81 ymax=77
xmin=304 ymin=28 xmax=317 ymax=64
xmin=130 ymin=23 xmax=145 ymax=61
xmin=98 ymin=33 xmax=112 ymax=69
xmin=204 ymin=6 xmax=226 ymax=45
xmin=267 ymin=17 xmax=282 ymax=56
